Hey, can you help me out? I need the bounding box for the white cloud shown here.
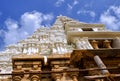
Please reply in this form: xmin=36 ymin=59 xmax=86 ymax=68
xmin=5 ymin=18 xmax=19 ymax=30
xmin=55 ymin=0 xmax=65 ymax=7
xmin=20 ymin=11 xmax=43 ymax=33
xmin=107 ymin=6 xmax=120 ymax=18
xmin=67 ymin=4 xmax=73 ymax=10
xmin=73 ymin=0 xmax=79 ymax=6
xmin=77 ymin=10 xmax=96 ymax=18
xmin=90 ymin=12 xmax=96 ymax=18
xmin=43 ymin=14 xmax=54 ymax=21
xmin=3 ymin=11 xmax=54 ymax=46
xmin=55 ymin=0 xmax=79 ymax=11
xmin=100 ymin=6 xmax=120 ymax=31
xmin=67 ymin=0 xmax=79 ymax=11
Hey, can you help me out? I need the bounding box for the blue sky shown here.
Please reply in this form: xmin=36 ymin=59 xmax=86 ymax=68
xmin=0 ymin=0 xmax=120 ymax=50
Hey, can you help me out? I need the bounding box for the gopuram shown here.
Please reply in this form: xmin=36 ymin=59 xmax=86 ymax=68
xmin=0 ymin=16 xmax=120 ymax=81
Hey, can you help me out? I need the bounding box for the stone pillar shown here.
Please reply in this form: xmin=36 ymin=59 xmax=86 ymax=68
xmin=69 ymin=68 xmax=79 ymax=81
xmin=52 ymin=65 xmax=62 ymax=81
xmin=103 ymin=40 xmax=112 ymax=48
xmin=61 ymin=72 xmax=66 ymax=81
xmin=112 ymin=37 xmax=120 ymax=48
xmin=21 ymin=74 xmax=30 ymax=81
xmin=52 ymin=73 xmax=61 ymax=81
xmin=91 ymin=40 xmax=99 ymax=49
xmin=94 ymin=55 xmax=109 ymax=74
xmin=83 ymin=38 xmax=93 ymax=49
xmin=72 ymin=38 xmax=82 ymax=49
xmin=76 ymin=40 xmax=83 ymax=49
xmin=72 ymin=75 xmax=78 ymax=81
xmin=55 ymin=74 xmax=61 ymax=81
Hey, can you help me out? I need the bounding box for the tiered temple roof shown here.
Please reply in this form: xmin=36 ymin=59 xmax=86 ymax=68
xmin=0 ymin=16 xmax=120 ymax=81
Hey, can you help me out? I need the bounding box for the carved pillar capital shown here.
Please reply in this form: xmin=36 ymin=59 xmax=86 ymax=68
xmin=52 ymin=74 xmax=62 ymax=81
xmin=72 ymin=75 xmax=78 ymax=81
xmin=68 ymin=68 xmax=79 ymax=81
xmin=31 ymin=75 xmax=40 ymax=81
xmin=91 ymin=40 xmax=99 ymax=49
xmin=61 ymin=72 xmax=67 ymax=81
xmin=52 ymin=65 xmax=62 ymax=81
xmin=103 ymin=40 xmax=112 ymax=48
xmin=13 ymin=76 xmax=22 ymax=81
xmin=21 ymin=74 xmax=30 ymax=81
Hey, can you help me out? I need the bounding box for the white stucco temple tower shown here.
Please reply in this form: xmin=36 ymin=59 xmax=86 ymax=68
xmin=0 ymin=16 xmax=120 ymax=81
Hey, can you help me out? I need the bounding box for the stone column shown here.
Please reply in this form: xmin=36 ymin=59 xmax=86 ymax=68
xmin=52 ymin=73 xmax=61 ymax=81
xmin=55 ymin=74 xmax=61 ymax=81
xmin=112 ymin=37 xmax=120 ymax=48
xmin=61 ymin=72 xmax=66 ymax=81
xmin=103 ymin=40 xmax=112 ymax=48
xmin=21 ymin=74 xmax=30 ymax=81
xmin=94 ymin=55 xmax=109 ymax=74
xmin=72 ymin=75 xmax=78 ymax=81
xmin=76 ymin=40 xmax=83 ymax=49
xmin=52 ymin=65 xmax=62 ymax=81
xmin=69 ymin=68 xmax=79 ymax=81
xmin=72 ymin=38 xmax=81 ymax=49
xmin=91 ymin=40 xmax=99 ymax=49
